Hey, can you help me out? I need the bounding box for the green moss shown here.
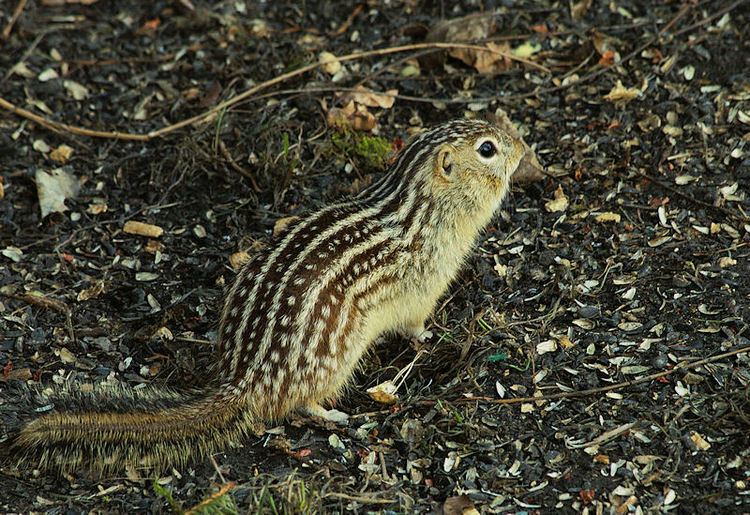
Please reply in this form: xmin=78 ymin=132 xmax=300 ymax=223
xmin=331 ymin=131 xmax=391 ymax=169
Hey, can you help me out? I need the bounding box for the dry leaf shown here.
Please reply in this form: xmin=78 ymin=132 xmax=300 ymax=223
xmin=87 ymin=203 xmax=108 ymax=215
xmin=229 ymin=251 xmax=251 ymax=270
xmin=594 ymin=212 xmax=621 ymax=223
xmin=327 ymin=100 xmax=377 ymax=132
xmin=63 ymin=80 xmax=89 ymax=101
xmin=77 ymin=280 xmax=105 ymax=302
xmin=273 ymin=216 xmax=300 ymax=237
xmin=49 ymin=144 xmax=74 ymax=164
xmin=690 ymin=431 xmax=711 ymax=451
xmin=145 ymin=239 xmax=165 ymax=254
xmin=36 ymin=168 xmax=80 ymax=218
xmin=38 ymin=68 xmax=59 ymax=82
xmin=537 ymin=340 xmax=557 ymax=354
xmin=250 ymin=19 xmax=271 ymax=38
xmin=571 ymin=0 xmax=593 ymax=20
xmin=1 ymin=246 xmax=23 ymax=262
xmin=455 ymin=41 xmax=511 ymax=75
xmin=59 ymin=347 xmax=76 ymax=364
xmin=443 ymin=495 xmax=479 ymax=515
xmin=318 ymin=51 xmax=342 ymax=75
xmin=123 ymin=221 xmax=164 ymax=238
xmin=422 ymin=14 xmax=494 ymax=69
xmin=545 ymin=185 xmax=569 ymax=212
xmin=366 ymin=380 xmax=399 ymax=405
xmin=603 ymin=80 xmax=642 ymax=105
xmin=342 ymin=85 xmax=398 ymax=109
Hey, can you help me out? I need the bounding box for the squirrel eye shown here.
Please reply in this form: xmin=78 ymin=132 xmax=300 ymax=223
xmin=478 ymin=141 xmax=496 ymax=158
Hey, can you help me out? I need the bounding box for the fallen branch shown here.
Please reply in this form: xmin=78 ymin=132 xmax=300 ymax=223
xmin=0 ymin=41 xmax=548 ymax=141
xmin=420 ymin=343 xmax=750 ymax=406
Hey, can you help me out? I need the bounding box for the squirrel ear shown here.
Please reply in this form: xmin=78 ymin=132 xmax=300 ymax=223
xmin=436 ymin=145 xmax=454 ymax=178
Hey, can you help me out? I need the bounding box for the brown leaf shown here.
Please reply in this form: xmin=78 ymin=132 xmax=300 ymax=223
xmin=422 ymin=14 xmax=494 ymax=69
xmin=571 ymin=0 xmax=593 ymax=20
xmin=49 ymin=144 xmax=74 ymax=164
xmin=229 ymin=251 xmax=251 ymax=271
xmin=327 ymin=100 xmax=377 ymax=132
xmin=273 ymin=216 xmax=301 ymax=237
xmin=341 ymin=85 xmax=398 ymax=109
xmin=77 ymin=280 xmax=105 ymax=302
xmin=464 ymin=41 xmax=512 ymax=75
xmin=366 ymin=380 xmax=399 ymax=405
xmin=603 ymin=80 xmax=644 ymax=105
xmin=545 ymin=185 xmax=569 ymax=213
xmin=443 ymin=495 xmax=478 ymax=515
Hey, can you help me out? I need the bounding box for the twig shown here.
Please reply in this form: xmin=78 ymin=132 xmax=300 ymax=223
xmin=218 ymin=139 xmax=261 ymax=192
xmin=1 ymin=290 xmax=75 ymax=343
xmin=330 ymin=3 xmax=364 ymax=37
xmin=672 ymin=0 xmax=747 ymax=37
xmin=638 ymin=171 xmax=748 ymax=222
xmin=419 ymin=343 xmax=750 ymax=406
xmin=0 ymin=41 xmax=548 ymax=141
xmin=659 ymin=1 xmax=696 ymax=34
xmin=209 ymin=454 xmax=227 ymax=484
xmin=183 ymin=481 xmax=236 ymax=515
xmin=322 ymin=492 xmax=396 ymax=504
xmin=1 ymin=0 xmax=28 ymax=41
xmin=0 ymin=96 xmax=148 ymax=140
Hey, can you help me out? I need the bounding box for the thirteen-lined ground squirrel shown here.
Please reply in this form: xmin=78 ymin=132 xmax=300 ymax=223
xmin=2 ymin=119 xmax=525 ymax=472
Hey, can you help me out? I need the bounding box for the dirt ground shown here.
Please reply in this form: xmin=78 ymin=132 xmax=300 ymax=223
xmin=1 ymin=0 xmax=749 ymax=513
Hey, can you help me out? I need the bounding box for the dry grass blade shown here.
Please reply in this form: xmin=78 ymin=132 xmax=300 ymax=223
xmin=1 ymin=0 xmax=29 ymax=41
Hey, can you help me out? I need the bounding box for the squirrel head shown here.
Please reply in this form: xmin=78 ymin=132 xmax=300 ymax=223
xmin=431 ymin=119 xmax=525 ymax=191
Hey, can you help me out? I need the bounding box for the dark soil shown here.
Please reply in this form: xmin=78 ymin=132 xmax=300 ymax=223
xmin=1 ymin=0 xmax=749 ymax=513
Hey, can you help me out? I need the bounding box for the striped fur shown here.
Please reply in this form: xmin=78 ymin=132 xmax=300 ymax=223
xmin=3 ymin=119 xmax=525 ymax=472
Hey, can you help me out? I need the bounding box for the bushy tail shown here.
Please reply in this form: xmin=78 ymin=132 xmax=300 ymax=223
xmin=1 ymin=381 xmax=254 ymax=473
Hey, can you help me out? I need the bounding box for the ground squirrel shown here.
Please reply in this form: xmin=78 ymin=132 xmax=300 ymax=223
xmin=1 ymin=119 xmax=525 ymax=472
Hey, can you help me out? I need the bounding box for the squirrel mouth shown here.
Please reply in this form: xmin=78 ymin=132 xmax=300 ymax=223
xmin=506 ymin=139 xmax=526 ymax=177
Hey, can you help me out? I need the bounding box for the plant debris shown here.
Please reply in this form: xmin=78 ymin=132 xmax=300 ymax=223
xmin=1 ymin=0 xmax=749 ymax=513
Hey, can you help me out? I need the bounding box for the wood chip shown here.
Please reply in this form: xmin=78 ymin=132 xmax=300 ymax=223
xmin=123 ymin=221 xmax=164 ymax=238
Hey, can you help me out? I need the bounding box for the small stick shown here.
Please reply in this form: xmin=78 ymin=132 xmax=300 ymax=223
xmin=672 ymin=0 xmax=746 ymax=37
xmin=659 ymin=1 xmax=694 ymax=34
xmin=1 ymin=291 xmax=76 ymax=343
xmin=638 ymin=171 xmax=749 ymax=222
xmin=183 ymin=481 xmax=236 ymax=515
xmin=331 ymin=3 xmax=364 ymax=37
xmin=208 ymin=454 xmax=227 ymax=484
xmin=218 ymin=139 xmax=261 ymax=192
xmin=418 ymin=343 xmax=750 ymax=406
xmin=1 ymin=0 xmax=28 ymax=41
